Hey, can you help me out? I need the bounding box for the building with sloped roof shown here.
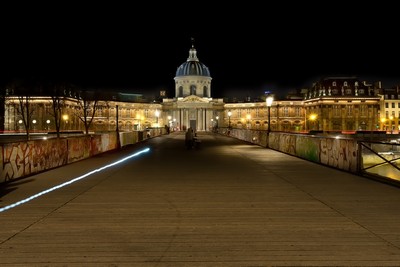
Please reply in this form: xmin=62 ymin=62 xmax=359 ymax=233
xmin=304 ymin=77 xmax=381 ymax=131
xmin=1 ymin=42 xmax=390 ymax=135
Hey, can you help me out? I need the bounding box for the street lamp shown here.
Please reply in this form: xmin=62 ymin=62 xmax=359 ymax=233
xmin=62 ymin=114 xmax=69 ymax=130
xmin=309 ymin=114 xmax=317 ymax=131
xmin=246 ymin=114 xmax=251 ymax=129
xmin=155 ymin=110 xmax=160 ymax=126
xmin=167 ymin=115 xmax=172 ymax=129
xmin=390 ymin=115 xmax=394 ymax=134
xmin=380 ymin=117 xmax=386 ymax=131
xmin=266 ymin=96 xmax=273 ymax=134
xmin=32 ymin=119 xmax=37 ymax=132
xmin=216 ymin=116 xmax=219 ymax=129
xmin=228 ymin=110 xmax=232 ymax=129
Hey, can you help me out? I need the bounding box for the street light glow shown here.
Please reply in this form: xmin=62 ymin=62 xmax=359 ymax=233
xmin=266 ymin=96 xmax=274 ymax=136
xmin=266 ymin=96 xmax=273 ymax=107
xmin=228 ymin=111 xmax=232 ymax=129
xmin=309 ymin=114 xmax=317 ymax=121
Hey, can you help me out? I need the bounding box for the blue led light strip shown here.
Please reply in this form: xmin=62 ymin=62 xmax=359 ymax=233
xmin=0 ymin=147 xmax=150 ymax=213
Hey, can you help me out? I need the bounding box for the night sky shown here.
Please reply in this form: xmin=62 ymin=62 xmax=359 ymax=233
xmin=2 ymin=3 xmax=399 ymax=99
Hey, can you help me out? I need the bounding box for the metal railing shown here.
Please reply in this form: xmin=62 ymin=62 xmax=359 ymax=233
xmin=359 ymin=141 xmax=400 ymax=184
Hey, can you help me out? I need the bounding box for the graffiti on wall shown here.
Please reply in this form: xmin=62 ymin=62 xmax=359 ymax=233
xmin=296 ymin=136 xmax=320 ymax=163
xmin=0 ymin=139 xmax=68 ymax=183
xmin=0 ymin=131 xmax=159 ymax=184
xmin=320 ymin=138 xmax=358 ymax=172
xmin=68 ymin=137 xmax=91 ymax=163
xmin=279 ymin=134 xmax=297 ymax=155
xmin=230 ymin=130 xmax=358 ymax=173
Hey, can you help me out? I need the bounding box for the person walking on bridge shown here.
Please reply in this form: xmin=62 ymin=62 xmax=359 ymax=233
xmin=185 ymin=127 xmax=194 ymax=149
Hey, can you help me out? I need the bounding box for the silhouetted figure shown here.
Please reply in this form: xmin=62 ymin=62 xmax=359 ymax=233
xmin=185 ymin=127 xmax=194 ymax=149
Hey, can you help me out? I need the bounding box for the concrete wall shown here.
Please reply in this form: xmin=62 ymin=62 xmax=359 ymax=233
xmin=0 ymin=129 xmax=165 ymax=183
xmin=224 ymin=128 xmax=358 ymax=173
xmin=0 ymin=127 xmax=358 ymax=183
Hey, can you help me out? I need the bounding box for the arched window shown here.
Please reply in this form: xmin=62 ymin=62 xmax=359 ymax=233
xmin=203 ymin=86 xmax=208 ymax=97
xmin=190 ymin=85 xmax=196 ymax=95
xmin=179 ymin=86 xmax=183 ymax=97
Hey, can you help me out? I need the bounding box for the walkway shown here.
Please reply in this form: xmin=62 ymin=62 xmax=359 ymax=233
xmin=1 ymin=132 xmax=400 ymax=266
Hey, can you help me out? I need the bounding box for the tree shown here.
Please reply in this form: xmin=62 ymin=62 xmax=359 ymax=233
xmin=6 ymin=79 xmax=36 ymax=140
xmin=0 ymin=85 xmax=5 ymax=132
xmin=48 ymin=82 xmax=71 ymax=138
xmin=17 ymin=95 xmax=35 ymax=140
xmin=75 ymin=90 xmax=99 ymax=135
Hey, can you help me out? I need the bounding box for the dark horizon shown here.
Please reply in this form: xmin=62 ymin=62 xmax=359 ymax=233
xmin=2 ymin=3 xmax=399 ymax=99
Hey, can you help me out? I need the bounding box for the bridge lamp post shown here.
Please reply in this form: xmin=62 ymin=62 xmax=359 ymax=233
xmin=155 ymin=110 xmax=160 ymax=127
xmin=309 ymin=114 xmax=318 ymax=131
xmin=246 ymin=114 xmax=251 ymax=129
xmin=390 ymin=115 xmax=394 ymax=134
xmin=266 ymin=96 xmax=273 ymax=134
xmin=62 ymin=114 xmax=69 ymax=131
xmin=228 ymin=110 xmax=232 ymax=129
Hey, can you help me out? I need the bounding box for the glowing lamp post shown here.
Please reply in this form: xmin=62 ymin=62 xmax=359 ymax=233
xmin=62 ymin=114 xmax=69 ymax=131
xmin=228 ymin=110 xmax=232 ymax=129
xmin=266 ymin=96 xmax=273 ymax=134
xmin=32 ymin=119 xmax=37 ymax=132
xmin=390 ymin=115 xmax=394 ymax=134
xmin=380 ymin=117 xmax=386 ymax=131
xmin=168 ymin=115 xmax=172 ymax=129
xmin=155 ymin=110 xmax=160 ymax=126
xmin=246 ymin=114 xmax=251 ymax=129
xmin=309 ymin=114 xmax=317 ymax=131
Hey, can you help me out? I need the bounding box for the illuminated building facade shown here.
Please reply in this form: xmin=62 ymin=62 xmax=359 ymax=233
xmin=162 ymin=42 xmax=224 ymax=131
xmin=0 ymin=46 xmax=393 ymax=135
xmin=380 ymin=85 xmax=400 ymax=133
xmin=303 ymin=77 xmax=381 ymax=132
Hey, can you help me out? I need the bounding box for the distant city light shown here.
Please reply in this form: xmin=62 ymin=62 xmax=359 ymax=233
xmin=0 ymin=147 xmax=150 ymax=213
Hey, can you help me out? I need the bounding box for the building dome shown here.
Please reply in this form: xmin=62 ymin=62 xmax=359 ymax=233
xmin=175 ymin=45 xmax=210 ymax=77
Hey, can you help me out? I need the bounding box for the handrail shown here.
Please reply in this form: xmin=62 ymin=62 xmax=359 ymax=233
xmin=359 ymin=141 xmax=400 ymax=182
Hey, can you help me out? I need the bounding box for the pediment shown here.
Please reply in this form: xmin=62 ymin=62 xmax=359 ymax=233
xmin=180 ymin=95 xmax=210 ymax=103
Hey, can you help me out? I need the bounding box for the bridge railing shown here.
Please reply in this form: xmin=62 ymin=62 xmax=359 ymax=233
xmin=0 ymin=128 xmax=166 ymax=184
xmin=359 ymin=141 xmax=400 ymax=185
xmin=219 ymin=127 xmax=400 ymax=186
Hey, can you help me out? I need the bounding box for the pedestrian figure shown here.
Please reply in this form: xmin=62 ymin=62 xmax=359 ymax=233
xmin=185 ymin=127 xmax=194 ymax=149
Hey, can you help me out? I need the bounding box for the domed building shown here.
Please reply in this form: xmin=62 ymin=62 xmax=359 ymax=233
xmin=175 ymin=44 xmax=211 ymax=98
xmin=1 ymin=40 xmax=386 ymax=136
xmin=162 ymin=42 xmax=224 ymax=132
